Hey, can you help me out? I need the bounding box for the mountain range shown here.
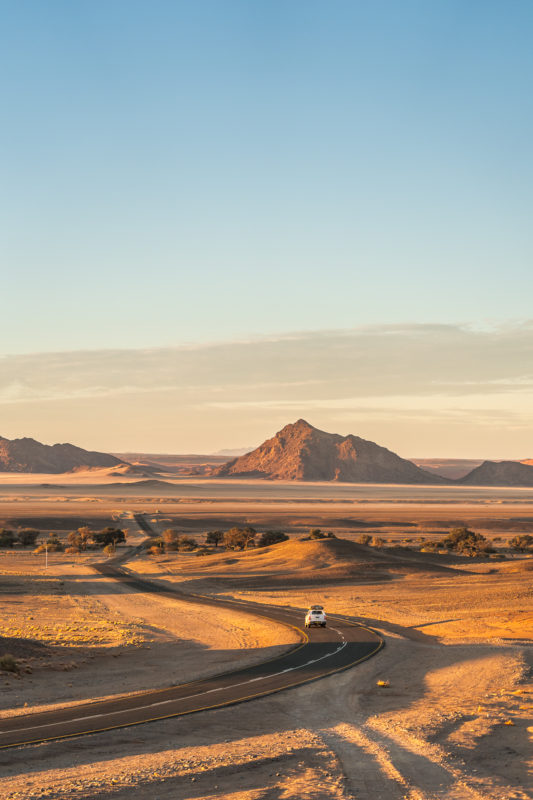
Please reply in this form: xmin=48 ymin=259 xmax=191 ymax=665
xmin=0 ymin=436 xmax=126 ymax=473
xmin=214 ymin=420 xmax=533 ymax=486
xmin=3 ymin=423 xmax=533 ymax=486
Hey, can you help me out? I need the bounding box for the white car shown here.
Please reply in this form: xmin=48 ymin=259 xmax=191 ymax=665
xmin=305 ymin=605 xmax=327 ymax=628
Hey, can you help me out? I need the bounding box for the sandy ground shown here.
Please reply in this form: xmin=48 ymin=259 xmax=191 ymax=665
xmin=0 ymin=480 xmax=532 ymax=799
xmin=0 ymin=553 xmax=299 ymax=718
xmin=3 ymin=477 xmax=533 ymax=547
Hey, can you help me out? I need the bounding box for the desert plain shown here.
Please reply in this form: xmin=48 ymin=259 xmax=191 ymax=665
xmin=0 ymin=470 xmax=532 ymax=799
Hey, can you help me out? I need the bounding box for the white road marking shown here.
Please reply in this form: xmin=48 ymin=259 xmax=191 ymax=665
xmin=2 ymin=628 xmax=348 ymax=736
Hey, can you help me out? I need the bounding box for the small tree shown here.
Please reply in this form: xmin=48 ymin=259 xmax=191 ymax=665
xmin=67 ymin=529 xmax=94 ymax=552
xmin=77 ymin=526 xmax=94 ymax=550
xmin=206 ymin=530 xmax=224 ymax=548
xmin=93 ymin=527 xmax=126 ymax=548
xmin=257 ymin=531 xmax=289 ymax=547
xmin=17 ymin=528 xmax=40 ymax=548
xmin=224 ymin=527 xmax=256 ymax=550
xmin=0 ymin=529 xmax=15 ymax=548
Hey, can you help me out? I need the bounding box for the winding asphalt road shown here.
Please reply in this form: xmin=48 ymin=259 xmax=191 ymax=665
xmin=0 ymin=533 xmax=383 ymax=749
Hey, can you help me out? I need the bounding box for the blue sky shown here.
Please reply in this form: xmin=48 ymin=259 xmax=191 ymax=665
xmin=2 ymin=2 xmax=533 ymax=454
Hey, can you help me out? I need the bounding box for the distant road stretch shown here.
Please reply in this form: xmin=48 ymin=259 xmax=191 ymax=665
xmin=0 ymin=536 xmax=383 ymax=749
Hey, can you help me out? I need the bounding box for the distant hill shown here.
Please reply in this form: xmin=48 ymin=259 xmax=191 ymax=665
xmin=410 ymin=458 xmax=484 ymax=480
xmin=0 ymin=436 xmax=126 ymax=474
xmin=459 ymin=460 xmax=533 ymax=487
xmin=213 ymin=420 xmax=446 ymax=484
xmin=215 ymin=447 xmax=256 ymax=457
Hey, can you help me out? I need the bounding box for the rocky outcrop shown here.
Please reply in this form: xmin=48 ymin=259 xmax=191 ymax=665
xmin=213 ymin=420 xmax=446 ymax=483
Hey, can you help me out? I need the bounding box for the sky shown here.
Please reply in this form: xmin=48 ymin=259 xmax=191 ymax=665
xmin=2 ymin=1 xmax=533 ymax=456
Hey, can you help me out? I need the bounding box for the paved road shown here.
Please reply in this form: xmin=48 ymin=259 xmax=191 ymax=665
xmin=0 ymin=551 xmax=383 ymax=749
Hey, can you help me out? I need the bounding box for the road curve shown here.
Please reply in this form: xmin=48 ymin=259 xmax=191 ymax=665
xmin=0 ymin=553 xmax=383 ymax=749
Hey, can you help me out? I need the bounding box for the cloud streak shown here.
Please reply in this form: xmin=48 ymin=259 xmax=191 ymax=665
xmin=2 ymin=322 xmax=533 ymax=455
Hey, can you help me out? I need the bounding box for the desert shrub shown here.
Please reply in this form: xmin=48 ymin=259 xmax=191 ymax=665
xmin=257 ymin=531 xmax=289 ymax=547
xmin=206 ymin=530 xmax=224 ymax=548
xmin=65 ymin=546 xmax=80 ymax=555
xmin=93 ymin=527 xmax=126 ymax=548
xmin=0 ymin=654 xmax=19 ymax=673
xmin=441 ymin=527 xmax=486 ymax=556
xmin=162 ymin=529 xmax=180 ymax=551
xmin=35 ymin=534 xmax=64 ymax=553
xmin=509 ymin=534 xmax=533 ymax=552
xmin=177 ymin=535 xmax=197 ymax=552
xmin=493 ymin=536 xmax=502 ymax=542
xmin=103 ymin=543 xmax=116 ymax=556
xmin=146 ymin=537 xmax=164 ymax=553
xmin=17 ymin=528 xmax=40 ymax=547
xmin=419 ymin=540 xmax=438 ymax=552
xmin=309 ymin=528 xmax=326 ymax=540
xmin=224 ymin=527 xmax=256 ymax=550
xmin=195 ymin=547 xmax=212 ymax=557
xmin=370 ymin=536 xmax=385 ymax=548
xmin=47 ymin=534 xmax=64 ymax=552
xmin=357 ymin=534 xmax=372 ymax=546
xmin=0 ymin=529 xmax=15 ymax=548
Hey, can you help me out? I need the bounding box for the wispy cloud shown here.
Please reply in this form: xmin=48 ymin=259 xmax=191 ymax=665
xmin=2 ymin=322 xmax=533 ymax=455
